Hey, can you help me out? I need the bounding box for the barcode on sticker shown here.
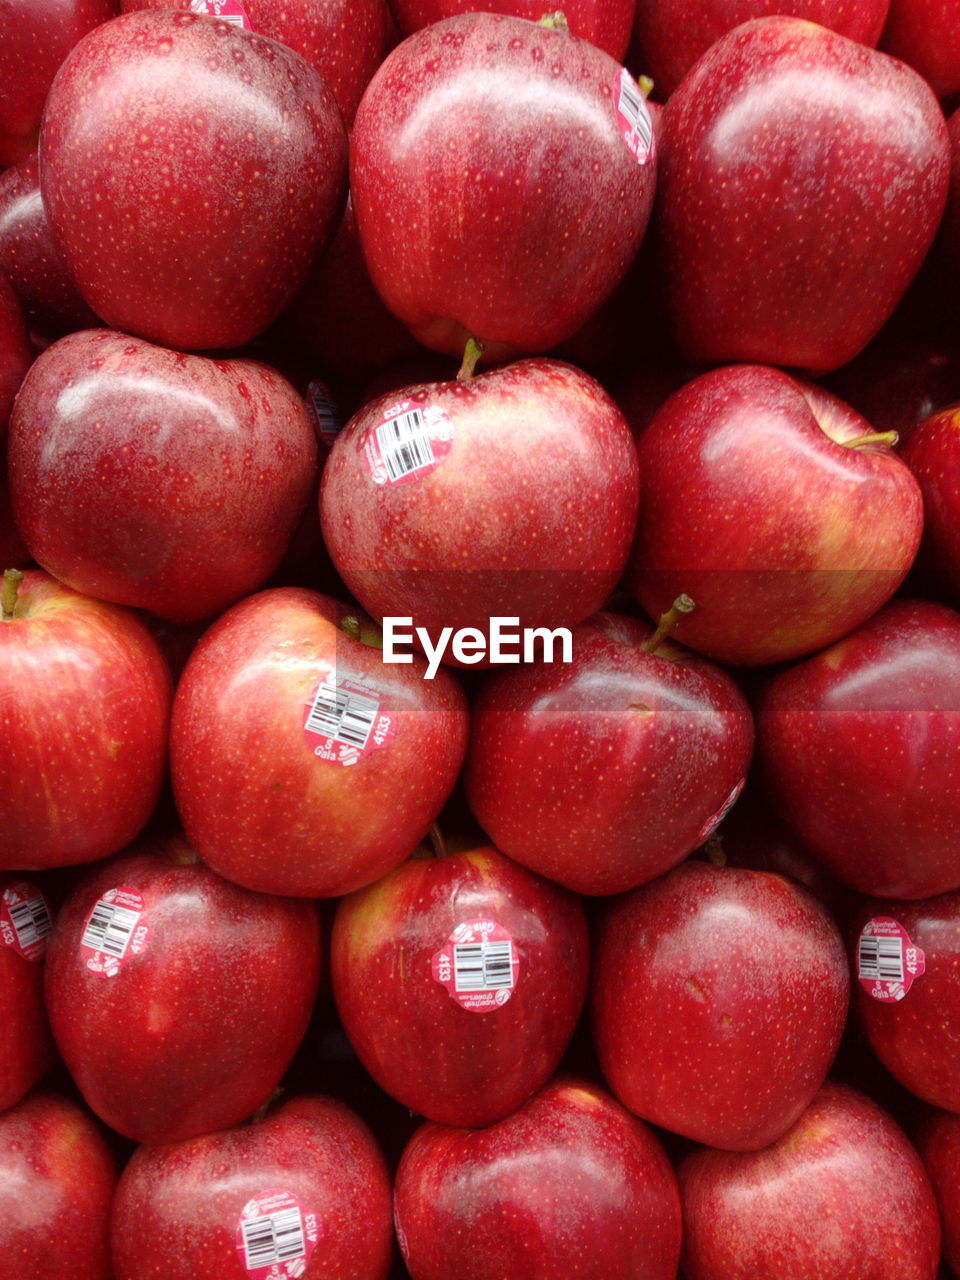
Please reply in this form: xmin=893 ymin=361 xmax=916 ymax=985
xmin=618 ymin=72 xmax=653 ymax=156
xmin=81 ymin=900 xmax=141 ymax=959
xmin=454 ymin=939 xmax=514 ymax=992
xmin=8 ymin=895 xmax=52 ymax=951
xmin=241 ymin=1206 xmax=306 ymax=1270
xmin=307 ymin=381 xmax=341 ymax=446
xmin=375 ymin=409 xmax=435 ymax=482
xmin=859 ymin=934 xmax=904 ymax=982
xmin=305 ymin=680 xmax=378 ymax=750
xmin=218 ymin=14 xmax=245 ymax=24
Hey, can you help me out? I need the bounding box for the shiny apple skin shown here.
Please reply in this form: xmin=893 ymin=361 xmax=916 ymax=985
xmin=592 ymin=860 xmax=849 ymax=1150
xmin=680 ymin=1083 xmax=940 ymax=1280
xmin=466 ymin=612 xmax=754 ymax=896
xmin=111 ymin=1095 xmax=393 ymax=1280
xmin=394 ymin=1077 xmax=682 ymax=1280
xmin=902 ymin=407 xmax=960 ymax=603
xmin=9 ymin=329 xmax=318 ymax=622
xmin=758 ymin=598 xmax=960 ymax=900
xmin=659 ymin=17 xmax=949 ymax=373
xmin=0 ymin=571 xmax=172 ymax=871
xmin=0 ymin=0 xmax=117 ymax=167
xmin=0 ymin=1091 xmax=117 ymax=1280
xmin=40 ymin=10 xmax=348 ymax=351
xmin=852 ymin=889 xmax=960 ymax=1113
xmin=351 ymin=13 xmax=656 ymax=359
xmin=390 ymin=0 xmax=635 ymax=61
xmin=45 ymin=836 xmax=321 ymax=1144
xmin=626 ymin=364 xmax=923 ymax=667
xmin=118 ymin=0 xmax=395 ymax=124
xmin=170 ymin=588 xmax=468 ymax=898
xmin=331 ymin=845 xmax=589 ymax=1128
xmin=320 ymin=360 xmax=640 ymax=650
xmin=634 ymin=0 xmax=888 ymax=100
xmin=0 ymin=151 xmax=100 ymax=338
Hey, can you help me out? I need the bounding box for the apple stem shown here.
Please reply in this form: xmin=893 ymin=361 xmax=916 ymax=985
xmin=250 ymin=1088 xmax=283 ymax=1125
xmin=638 ymin=74 xmax=654 ymax=98
xmin=457 ymin=338 xmax=484 ymax=383
xmin=428 ymin=822 xmax=447 ymax=859
xmin=642 ymin=594 xmax=695 ymax=654
xmin=538 ymin=11 xmax=569 ymax=32
xmin=841 ymin=430 xmax=899 ymax=450
xmin=1 ymin=569 xmax=23 ymax=621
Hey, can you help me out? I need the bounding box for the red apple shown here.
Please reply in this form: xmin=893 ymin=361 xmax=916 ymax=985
xmin=679 ymin=1083 xmax=940 ymax=1280
xmin=394 ymin=1076 xmax=682 ymax=1280
xmin=0 ymin=272 xmax=32 ymax=434
xmin=40 ymin=10 xmax=348 ymax=351
xmin=659 ymin=17 xmax=949 ymax=373
xmin=389 ymin=0 xmax=635 ymax=61
xmin=45 ymin=833 xmax=321 ymax=1144
xmin=171 ymin=588 xmax=468 ymax=897
xmin=118 ymin=0 xmax=395 ymax=125
xmin=851 ymin=889 xmax=960 ymax=1113
xmin=592 ymin=859 xmax=849 ymax=1149
xmin=0 ymin=875 xmax=56 ymax=1111
xmin=942 ymin=110 xmax=960 ymax=290
xmin=633 ymin=0 xmax=889 ymax=100
xmin=758 ymin=598 xmax=960 ymax=900
xmin=881 ymin=0 xmax=960 ymax=99
xmin=626 ymin=364 xmax=923 ymax=667
xmin=331 ymin=844 xmax=589 ymax=1127
xmin=350 ymin=12 xmax=656 ymax=360
xmin=111 ymin=1095 xmax=393 ymax=1280
xmin=319 ymin=357 xmax=640 ymax=652
xmin=0 ymin=0 xmax=117 ymax=166
xmin=916 ymin=1108 xmax=960 ymax=1275
xmin=0 ymin=151 xmax=99 ymax=338
xmin=0 ymin=1091 xmax=117 ymax=1280
xmin=0 ymin=569 xmax=172 ymax=871
xmin=466 ymin=611 xmax=754 ymax=896
xmin=8 ymin=328 xmax=318 ymax=622
xmin=901 ymin=406 xmax=960 ymax=603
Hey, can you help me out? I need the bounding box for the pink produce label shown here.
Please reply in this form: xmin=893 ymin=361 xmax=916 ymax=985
xmin=858 ymin=917 xmax=926 ymax=1003
xmin=79 ymin=887 xmax=150 ymax=978
xmin=697 ymin=777 xmax=746 ymax=845
xmin=0 ymin=882 xmax=53 ymax=963
xmin=432 ymin=919 xmax=519 ymax=1012
xmin=305 ymin=379 xmax=342 ymax=450
xmin=615 ymin=68 xmax=655 ymax=166
xmin=236 ymin=1190 xmax=320 ymax=1279
xmin=363 ymin=399 xmax=453 ymax=486
xmin=304 ymin=674 xmax=395 ymax=765
xmin=189 ymin=0 xmax=252 ymax=27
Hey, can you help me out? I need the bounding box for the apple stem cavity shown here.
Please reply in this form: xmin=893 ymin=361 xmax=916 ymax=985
xmin=340 ymin=615 xmax=383 ymax=650
xmin=538 ymin=12 xmax=570 ymax=32
xmin=842 ymin=430 xmax=899 ymax=450
xmin=457 ymin=338 xmax=485 ymax=383
xmin=1 ymin=569 xmax=23 ymax=621
xmin=643 ymin=594 xmax=696 ymax=654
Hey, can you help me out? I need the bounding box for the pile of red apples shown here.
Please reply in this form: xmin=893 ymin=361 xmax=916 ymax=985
xmin=5 ymin=1 xmax=960 ymax=1278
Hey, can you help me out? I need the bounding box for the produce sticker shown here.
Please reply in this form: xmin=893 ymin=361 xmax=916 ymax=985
xmin=189 ymin=0 xmax=252 ymax=27
xmin=303 ymin=673 xmax=396 ymax=765
xmin=363 ymin=400 xmax=454 ymax=486
xmin=857 ymin=917 xmax=926 ymax=1003
xmin=615 ymin=68 xmax=655 ymax=166
xmin=0 ymin=881 xmax=53 ymax=962
xmin=79 ymin=887 xmax=151 ymax=977
xmin=235 ymin=1189 xmax=320 ymax=1280
xmin=432 ymin=919 xmax=519 ymax=1012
